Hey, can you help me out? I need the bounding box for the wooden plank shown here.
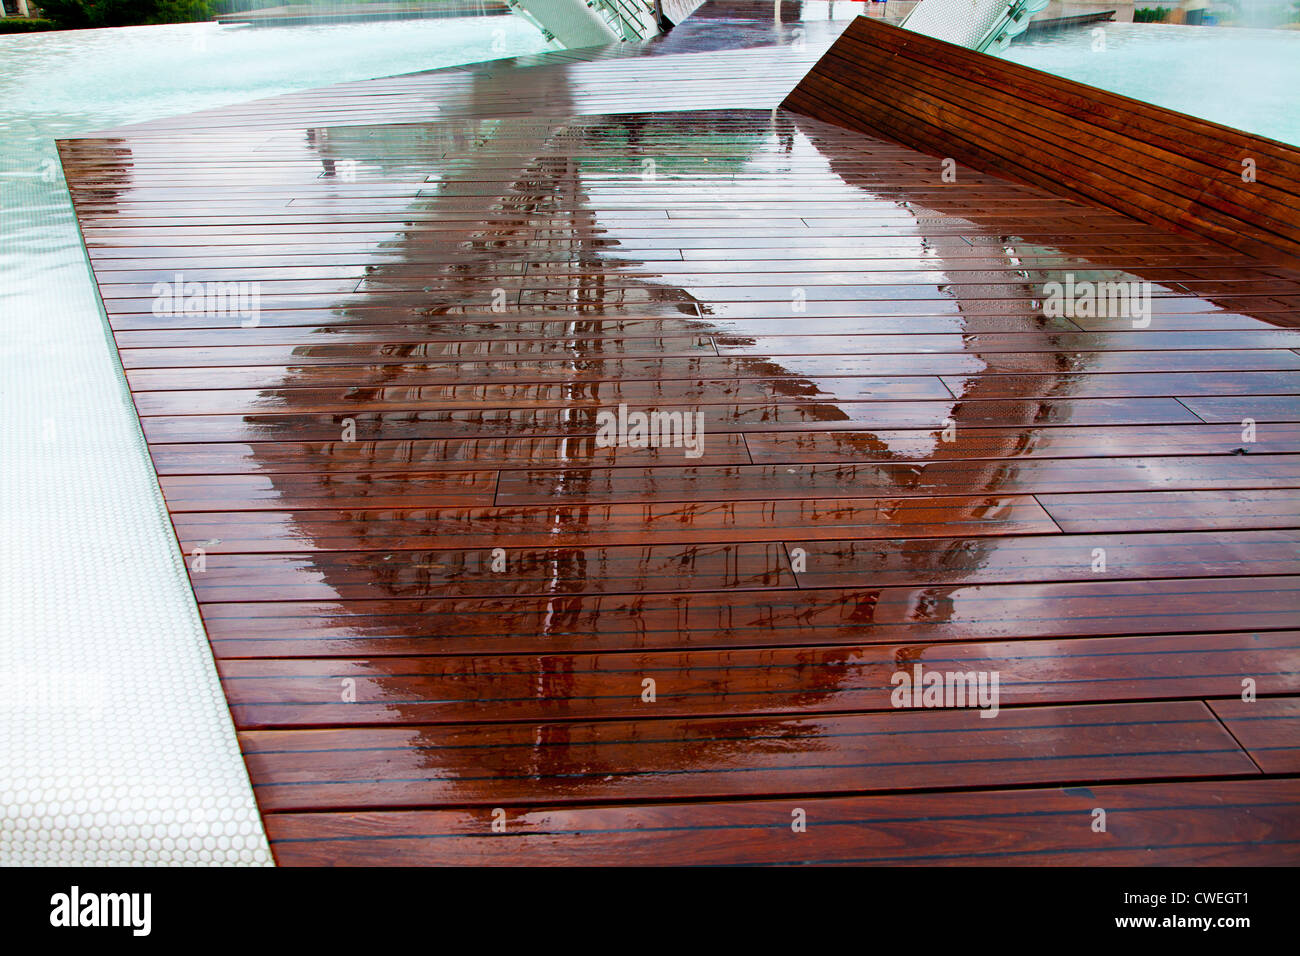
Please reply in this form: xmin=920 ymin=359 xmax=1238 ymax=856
xmin=149 ymin=433 xmax=755 ymax=475
xmin=123 ymin=350 xmax=1300 ymax=392
xmin=185 ymin=543 xmax=796 ymax=602
xmin=788 ymin=530 xmax=1300 ymax=589
xmin=219 ymin=631 xmax=1300 ymax=728
xmin=160 ymin=471 xmax=499 ymax=510
xmin=137 ymin=398 xmax=1208 ymax=444
xmin=1210 ymin=697 xmax=1300 ymax=773
xmin=1037 ymin=490 xmax=1300 ymax=533
xmin=264 ymin=778 xmax=1300 ymax=865
xmin=129 ymin=376 xmax=957 ymax=417
xmin=940 ymin=371 xmax=1300 ymax=400
xmin=139 ymin=423 xmax=1300 ymax=478
xmin=189 ymin=528 xmax=1298 ymax=605
xmin=239 ymin=701 xmax=1258 ymax=811
xmin=744 ymin=423 xmax=1300 ymax=465
xmin=200 ymin=577 xmax=1300 ymax=658
xmin=783 ymin=18 xmax=1300 ymax=264
xmin=171 ymin=494 xmax=1060 ymax=553
xmin=1178 ymin=395 xmax=1300 ymax=423
xmin=494 ymin=456 xmax=1300 ymax=506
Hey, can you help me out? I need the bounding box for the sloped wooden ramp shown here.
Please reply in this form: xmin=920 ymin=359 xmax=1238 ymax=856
xmin=60 ymin=1 xmax=1300 ymax=864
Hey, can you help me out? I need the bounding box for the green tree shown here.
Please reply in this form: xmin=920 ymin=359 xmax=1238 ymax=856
xmin=36 ymin=0 xmax=212 ymax=28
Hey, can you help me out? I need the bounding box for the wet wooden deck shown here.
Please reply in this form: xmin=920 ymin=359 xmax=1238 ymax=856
xmin=60 ymin=0 xmax=1300 ymax=864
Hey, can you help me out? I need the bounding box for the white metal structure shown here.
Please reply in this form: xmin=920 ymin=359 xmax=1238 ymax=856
xmin=508 ymin=0 xmax=664 ymax=47
xmin=901 ymin=0 xmax=1052 ymax=52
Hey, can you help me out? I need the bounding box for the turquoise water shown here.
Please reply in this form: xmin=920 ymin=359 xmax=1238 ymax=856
xmin=0 ymin=18 xmax=552 ymax=865
xmin=0 ymin=17 xmax=549 ymax=315
xmin=0 ymin=18 xmax=548 ymax=134
xmin=1000 ymin=23 xmax=1300 ymax=146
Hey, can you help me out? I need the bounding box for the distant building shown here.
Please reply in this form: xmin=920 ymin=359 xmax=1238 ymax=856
xmin=2 ymin=0 xmax=38 ymax=18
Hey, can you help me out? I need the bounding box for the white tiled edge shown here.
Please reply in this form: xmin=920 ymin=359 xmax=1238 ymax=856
xmin=0 ymin=151 xmax=273 ymax=866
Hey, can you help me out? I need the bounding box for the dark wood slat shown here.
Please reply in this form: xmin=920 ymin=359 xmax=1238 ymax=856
xmin=1210 ymin=697 xmax=1300 ymax=773
xmin=219 ymin=631 xmax=1300 ymax=728
xmin=1037 ymin=490 xmax=1300 ymax=533
xmin=239 ymin=701 xmax=1258 ymax=811
xmin=160 ymin=471 xmax=499 ymax=510
xmin=141 ymin=423 xmax=1300 ymax=476
xmin=201 ymin=577 xmax=1300 ymax=659
xmin=744 ymin=423 xmax=1300 ymax=465
xmin=107 ymin=311 xmax=1285 ymax=339
xmin=264 ymin=778 xmax=1300 ymax=865
xmin=713 ymin=330 xmax=1300 ymax=354
xmin=495 ymin=456 xmax=1300 ymax=506
xmin=789 ymin=530 xmax=1300 ymax=589
xmin=137 ymin=398 xmax=1206 ymax=444
xmin=783 ymin=17 xmax=1300 ymax=264
xmin=171 ymin=494 xmax=1058 ymax=553
xmin=129 ymin=376 xmax=955 ymax=417
xmin=186 ymin=543 xmax=796 ymax=602
xmin=117 ymin=336 xmax=722 ymax=369
xmin=149 ymin=433 xmax=755 ymax=475
xmin=1178 ymin=395 xmax=1300 ymax=423
xmin=121 ymin=351 xmax=1300 ymax=391
xmin=940 ymin=371 xmax=1300 ymax=400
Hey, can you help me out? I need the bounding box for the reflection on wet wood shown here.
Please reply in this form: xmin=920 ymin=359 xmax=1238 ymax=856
xmin=171 ymin=495 xmax=1060 ymax=552
xmin=784 ymin=17 xmax=1300 ymax=266
xmin=240 ymin=701 xmax=1256 ymax=811
xmin=265 ymin=778 xmax=1300 ymax=865
xmin=200 ymin=577 xmax=1300 ymax=658
xmin=220 ymin=632 xmax=1300 ymax=728
xmin=60 ymin=0 xmax=1300 ymax=864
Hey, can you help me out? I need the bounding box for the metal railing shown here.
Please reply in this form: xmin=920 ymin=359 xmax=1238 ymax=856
xmin=587 ymin=0 xmax=661 ymax=41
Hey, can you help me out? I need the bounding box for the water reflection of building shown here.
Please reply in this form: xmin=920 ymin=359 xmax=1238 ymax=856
xmin=251 ymin=108 xmax=1289 ymax=611
xmin=248 ymin=112 xmax=874 ymax=769
xmin=67 ymin=98 xmax=1300 ymax=801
